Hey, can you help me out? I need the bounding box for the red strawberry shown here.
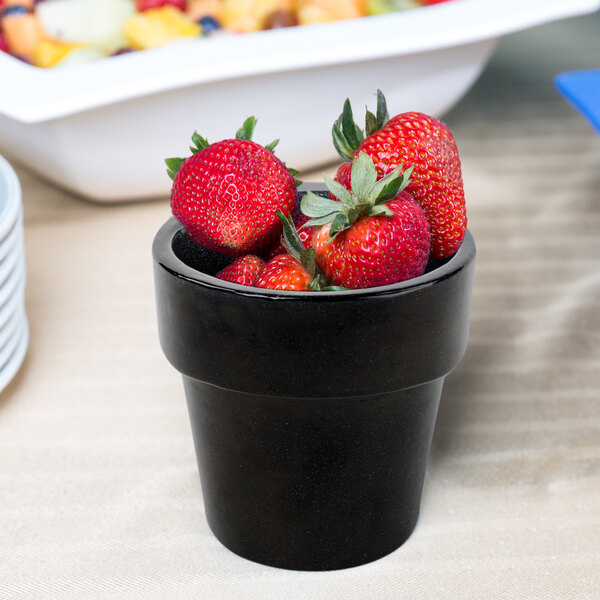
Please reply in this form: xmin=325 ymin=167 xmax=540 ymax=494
xmin=166 ymin=118 xmax=297 ymax=258
xmin=255 ymin=210 xmax=338 ymax=291
xmin=216 ymin=255 xmax=266 ymax=286
xmin=0 ymin=33 xmax=9 ymax=54
xmin=254 ymin=254 xmax=313 ymax=291
xmin=136 ymin=0 xmax=186 ymax=11
xmin=332 ymin=90 xmax=466 ymax=259
xmin=302 ymin=152 xmax=430 ymax=289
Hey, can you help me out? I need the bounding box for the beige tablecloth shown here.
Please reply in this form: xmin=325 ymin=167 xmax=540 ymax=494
xmin=2 ymin=13 xmax=600 ymax=600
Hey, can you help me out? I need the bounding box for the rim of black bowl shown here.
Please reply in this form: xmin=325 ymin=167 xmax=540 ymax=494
xmin=154 ymin=222 xmax=475 ymax=300
xmin=153 ymin=186 xmax=475 ymax=300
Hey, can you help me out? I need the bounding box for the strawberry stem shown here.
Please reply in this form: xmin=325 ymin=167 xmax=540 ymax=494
xmin=165 ymin=117 xmax=274 ymax=181
xmin=235 ymin=116 xmax=257 ymax=140
xmin=332 ymin=99 xmax=365 ymax=161
xmin=165 ymin=157 xmax=185 ymax=181
xmin=276 ymin=209 xmax=334 ymax=291
xmin=190 ymin=132 xmax=209 ymax=153
xmin=365 ymin=90 xmax=390 ymax=136
xmin=332 ymin=89 xmax=391 ymax=159
xmin=300 ymin=152 xmax=412 ymax=238
xmin=265 ymin=139 xmax=279 ymax=152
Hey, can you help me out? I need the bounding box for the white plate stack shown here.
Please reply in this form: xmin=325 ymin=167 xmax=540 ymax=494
xmin=0 ymin=155 xmax=28 ymax=393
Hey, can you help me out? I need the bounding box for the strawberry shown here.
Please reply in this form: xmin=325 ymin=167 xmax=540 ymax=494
xmin=254 ymin=254 xmax=313 ymax=291
xmin=216 ymin=255 xmax=266 ymax=286
xmin=255 ymin=210 xmax=341 ymax=291
xmin=332 ymin=90 xmax=466 ymax=259
xmin=302 ymin=152 xmax=430 ymax=289
xmin=166 ymin=118 xmax=298 ymax=258
xmin=136 ymin=0 xmax=186 ymax=12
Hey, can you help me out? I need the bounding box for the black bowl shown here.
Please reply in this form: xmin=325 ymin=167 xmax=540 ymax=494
xmin=152 ymin=184 xmax=476 ymax=570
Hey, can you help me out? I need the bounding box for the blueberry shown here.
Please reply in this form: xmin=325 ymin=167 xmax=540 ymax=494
xmin=1 ymin=6 xmax=30 ymax=19
xmin=198 ymin=15 xmax=222 ymax=36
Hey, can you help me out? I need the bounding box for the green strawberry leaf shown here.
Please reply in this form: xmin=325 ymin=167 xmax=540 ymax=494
xmin=165 ymin=157 xmax=185 ymax=180
xmin=363 ymin=89 xmax=390 ymax=136
xmin=365 ymin=109 xmax=379 ymax=137
xmin=369 ymin=204 xmax=395 ymax=217
xmin=350 ymin=152 xmax=378 ymax=199
xmin=303 ymin=213 xmax=337 ymax=228
xmin=236 ymin=116 xmax=257 ymax=140
xmin=287 ymin=167 xmax=303 ymax=187
xmin=265 ymin=138 xmax=279 ymax=152
xmin=346 ymin=206 xmax=359 ymax=224
xmin=397 ymin=164 xmax=414 ymax=192
xmin=301 ymin=191 xmax=343 ymax=218
xmin=308 ymin=274 xmax=332 ymax=292
xmin=329 ymin=212 xmax=350 ymax=237
xmin=276 ymin=210 xmax=338 ymax=291
xmin=300 ymin=247 xmax=317 ymax=278
xmin=323 ymin=175 xmax=353 ymax=206
xmin=371 ymin=164 xmax=403 ymax=202
xmin=341 ymin=98 xmax=364 ymax=150
xmin=307 ymin=277 xmax=320 ymax=291
xmin=301 ymin=144 xmax=411 ymax=242
xmin=277 ymin=209 xmax=306 ymax=259
xmin=332 ymin=118 xmax=355 ymax=160
xmin=375 ymin=89 xmax=390 ymax=130
xmin=371 ymin=164 xmax=413 ymax=203
xmin=190 ymin=131 xmax=209 ymax=153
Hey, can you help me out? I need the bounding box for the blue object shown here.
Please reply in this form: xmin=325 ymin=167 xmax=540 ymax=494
xmin=555 ymin=70 xmax=600 ymax=135
xmin=0 ymin=6 xmax=30 ymax=19
xmin=198 ymin=15 xmax=222 ymax=36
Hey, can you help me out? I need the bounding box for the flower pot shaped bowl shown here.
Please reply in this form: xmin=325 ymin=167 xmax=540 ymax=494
xmin=152 ymin=185 xmax=476 ymax=571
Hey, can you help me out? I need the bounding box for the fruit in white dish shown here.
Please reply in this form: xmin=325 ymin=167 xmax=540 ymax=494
xmin=54 ymin=47 xmax=108 ymax=67
xmin=36 ymin=0 xmax=136 ymax=54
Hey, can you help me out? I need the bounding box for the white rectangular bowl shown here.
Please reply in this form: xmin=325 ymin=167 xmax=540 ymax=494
xmin=0 ymin=0 xmax=598 ymax=202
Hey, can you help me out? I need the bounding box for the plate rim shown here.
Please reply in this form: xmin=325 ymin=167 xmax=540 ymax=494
xmin=0 ymin=313 xmax=26 ymax=374
xmin=0 ymin=235 xmax=24 ymax=288
xmin=0 ymin=303 xmax=22 ymax=349
xmin=0 ymin=156 xmax=22 ymax=241
xmin=0 ymin=313 xmax=29 ymax=393
xmin=0 ymin=216 xmax=24 ymax=263
xmin=0 ymin=265 xmax=26 ymax=326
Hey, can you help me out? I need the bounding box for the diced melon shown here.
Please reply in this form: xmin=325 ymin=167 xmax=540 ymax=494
xmin=5 ymin=0 xmax=36 ymax=9
xmin=366 ymin=0 xmax=420 ymax=15
xmin=297 ymin=0 xmax=365 ymax=24
xmin=124 ymin=6 xmax=201 ymax=50
xmin=54 ymin=47 xmax=108 ymax=68
xmin=186 ymin=0 xmax=224 ymax=22
xmin=32 ymin=39 xmax=81 ymax=68
xmin=222 ymin=0 xmax=293 ymax=32
xmin=36 ymin=0 xmax=136 ymax=54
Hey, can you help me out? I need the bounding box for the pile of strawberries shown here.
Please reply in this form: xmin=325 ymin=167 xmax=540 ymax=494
xmin=167 ymin=90 xmax=467 ymax=291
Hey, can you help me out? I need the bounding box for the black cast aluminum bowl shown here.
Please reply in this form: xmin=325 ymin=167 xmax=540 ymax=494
xmin=153 ymin=184 xmax=476 ymax=570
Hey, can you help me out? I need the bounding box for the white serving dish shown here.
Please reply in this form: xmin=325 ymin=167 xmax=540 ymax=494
xmin=0 ymin=0 xmax=598 ymax=202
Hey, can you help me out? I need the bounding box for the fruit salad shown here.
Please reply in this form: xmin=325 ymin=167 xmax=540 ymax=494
xmin=166 ymin=90 xmax=467 ymax=291
xmin=0 ymin=0 xmax=454 ymax=69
